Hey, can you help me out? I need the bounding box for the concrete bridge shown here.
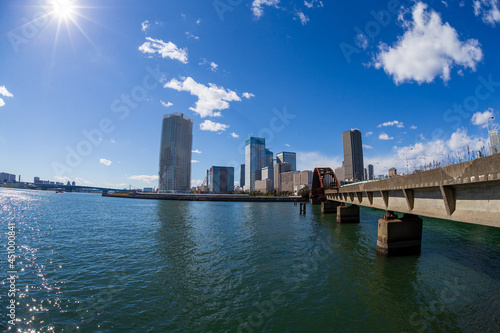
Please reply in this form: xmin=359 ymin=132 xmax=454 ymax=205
xmin=311 ymin=153 xmax=500 ymax=256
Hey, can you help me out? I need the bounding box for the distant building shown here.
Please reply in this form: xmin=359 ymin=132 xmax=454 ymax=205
xmin=388 ymin=168 xmax=397 ymax=178
xmin=280 ymin=171 xmax=295 ymax=193
xmin=66 ymin=181 xmax=71 ymax=186
xmin=261 ymin=166 xmax=274 ymax=189
xmin=273 ymin=162 xmax=292 ymax=192
xmin=245 ymin=137 xmax=266 ymax=191
xmin=34 ymin=177 xmax=41 ymax=184
xmin=240 ymin=164 xmax=245 ymax=188
xmin=342 ymin=129 xmax=364 ymax=182
xmin=255 ymin=179 xmax=273 ymax=193
xmin=72 ymin=181 xmax=76 ymax=186
xmin=265 ymin=149 xmax=273 ymax=168
xmin=159 ymin=113 xmax=193 ymax=192
xmin=0 ymin=172 xmax=16 ymax=183
xmin=143 ymin=187 xmax=154 ymax=192
xmin=368 ymin=164 xmax=374 ymax=180
xmin=334 ymin=165 xmax=345 ymax=183
xmin=209 ymin=166 xmax=234 ymax=194
xmin=276 ymin=152 xmax=296 ymax=171
xmin=490 ymin=129 xmax=500 ymax=155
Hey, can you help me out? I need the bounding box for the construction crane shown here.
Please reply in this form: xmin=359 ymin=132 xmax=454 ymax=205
xmin=198 ymin=167 xmax=213 ymax=193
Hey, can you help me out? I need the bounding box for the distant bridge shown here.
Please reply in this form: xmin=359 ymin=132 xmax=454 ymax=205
xmin=311 ymin=154 xmax=500 ymax=256
xmin=32 ymin=184 xmax=128 ymax=192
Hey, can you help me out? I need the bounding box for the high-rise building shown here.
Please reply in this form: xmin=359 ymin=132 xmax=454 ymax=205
xmin=342 ymin=129 xmax=364 ymax=182
xmin=265 ymin=149 xmax=273 ymax=167
xmin=368 ymin=164 xmax=374 ymax=180
xmin=209 ymin=166 xmax=234 ymax=194
xmin=276 ymin=152 xmax=296 ymax=171
xmin=489 ymin=129 xmax=500 ymax=155
xmin=273 ymin=162 xmax=292 ymax=192
xmin=240 ymin=164 xmax=245 ymax=188
xmin=159 ymin=113 xmax=193 ymax=192
xmin=245 ymin=137 xmax=266 ymax=191
xmin=0 ymin=172 xmax=16 ymax=183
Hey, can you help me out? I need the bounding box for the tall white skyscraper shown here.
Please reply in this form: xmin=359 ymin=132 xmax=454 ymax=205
xmin=245 ymin=137 xmax=266 ymax=191
xmin=159 ymin=113 xmax=193 ymax=192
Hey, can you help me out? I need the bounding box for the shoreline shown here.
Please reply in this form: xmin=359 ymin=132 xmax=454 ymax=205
xmin=102 ymin=192 xmax=307 ymax=202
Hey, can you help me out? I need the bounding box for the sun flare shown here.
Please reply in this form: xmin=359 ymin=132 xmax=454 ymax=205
xmin=51 ymin=0 xmax=75 ymax=20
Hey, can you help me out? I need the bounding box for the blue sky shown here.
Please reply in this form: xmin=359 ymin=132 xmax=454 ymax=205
xmin=1 ymin=0 xmax=499 ymax=188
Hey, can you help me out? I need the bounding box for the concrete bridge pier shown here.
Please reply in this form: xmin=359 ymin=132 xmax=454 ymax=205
xmin=310 ymin=195 xmax=321 ymax=205
xmin=376 ymin=212 xmax=423 ymax=256
xmin=336 ymin=204 xmax=360 ymax=223
xmin=321 ymin=200 xmax=340 ymax=214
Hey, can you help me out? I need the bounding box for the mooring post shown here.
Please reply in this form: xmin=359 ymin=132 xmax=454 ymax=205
xmin=300 ymin=202 xmax=306 ymax=214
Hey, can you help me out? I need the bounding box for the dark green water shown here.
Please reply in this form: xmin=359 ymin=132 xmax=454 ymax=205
xmin=1 ymin=188 xmax=499 ymax=332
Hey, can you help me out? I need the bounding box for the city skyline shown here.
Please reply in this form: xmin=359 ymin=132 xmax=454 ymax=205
xmin=1 ymin=0 xmax=499 ymax=188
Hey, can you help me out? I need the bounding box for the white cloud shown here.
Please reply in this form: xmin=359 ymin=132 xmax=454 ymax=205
xmin=230 ymin=132 xmax=239 ymax=138
xmin=185 ymin=32 xmax=200 ymax=40
xmin=471 ymin=108 xmax=495 ymax=128
xmin=0 ymin=85 xmax=13 ymax=108
xmin=284 ymin=143 xmax=291 ymax=147
xmin=138 ymin=37 xmax=188 ymax=64
xmin=75 ymin=177 xmax=93 ymax=185
xmin=357 ymin=34 xmax=369 ymax=50
xmin=363 ymin=144 xmax=374 ymax=149
xmin=379 ymin=133 xmax=394 ymax=140
xmin=474 ymin=0 xmax=500 ymax=26
xmin=191 ymin=160 xmax=200 ymax=163
xmin=191 ymin=179 xmax=203 ymax=187
xmin=99 ymin=158 xmax=112 ymax=167
xmin=296 ymin=151 xmax=342 ymax=171
xmin=196 ymin=18 xmax=201 ymax=25
xmin=199 ymin=58 xmax=218 ymax=72
xmin=161 ymin=100 xmax=173 ymax=108
xmin=366 ymin=131 xmax=373 ymax=137
xmin=252 ymin=0 xmax=280 ymax=18
xmin=128 ymin=175 xmax=159 ymax=183
xmin=192 ymin=149 xmax=202 ymax=154
xmin=373 ymin=2 xmax=483 ymax=84
xmin=164 ymin=77 xmax=241 ymax=118
xmin=378 ymin=120 xmax=404 ymax=128
xmin=200 ymin=120 xmax=229 ymax=132
xmin=296 ymin=11 xmax=309 ymax=25
xmin=410 ymin=125 xmax=418 ymax=130
xmin=54 ymin=176 xmax=71 ymax=183
xmin=141 ymin=20 xmax=150 ymax=32
xmin=304 ymin=0 xmax=324 ymax=8
xmin=0 ymin=86 xmax=13 ymax=97
xmin=419 ymin=133 xmax=426 ymax=140
xmin=242 ymin=92 xmax=255 ymax=99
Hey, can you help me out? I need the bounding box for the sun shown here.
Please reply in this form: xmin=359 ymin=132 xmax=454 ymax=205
xmin=51 ymin=0 xmax=75 ymax=20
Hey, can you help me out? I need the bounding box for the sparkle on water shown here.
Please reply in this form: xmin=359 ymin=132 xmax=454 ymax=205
xmin=0 ymin=188 xmax=499 ymax=332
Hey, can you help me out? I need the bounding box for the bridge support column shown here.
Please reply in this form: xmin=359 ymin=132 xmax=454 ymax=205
xmin=309 ymin=196 xmax=321 ymax=205
xmin=376 ymin=212 xmax=423 ymax=256
xmin=336 ymin=205 xmax=360 ymax=223
xmin=321 ymin=201 xmax=340 ymax=214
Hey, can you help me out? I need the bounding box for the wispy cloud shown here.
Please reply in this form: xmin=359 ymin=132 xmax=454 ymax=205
xmin=230 ymin=132 xmax=239 ymax=138
xmin=474 ymin=0 xmax=500 ymax=26
xmin=99 ymin=158 xmax=112 ymax=167
xmin=378 ymin=120 xmax=404 ymax=128
xmin=199 ymin=58 xmax=218 ymax=72
xmin=365 ymin=131 xmax=373 ymax=137
xmin=141 ymin=20 xmax=150 ymax=32
xmin=252 ymin=0 xmax=280 ymax=18
xmin=75 ymin=177 xmax=93 ymax=185
xmin=410 ymin=125 xmax=418 ymax=130
xmin=138 ymin=37 xmax=188 ymax=64
xmin=296 ymin=151 xmax=342 ymax=171
xmin=284 ymin=143 xmax=291 ymax=147
xmin=296 ymin=11 xmax=309 ymax=25
xmin=200 ymin=120 xmax=229 ymax=132
xmin=191 ymin=160 xmax=200 ymax=163
xmin=128 ymin=175 xmax=159 ymax=183
xmin=185 ymin=31 xmax=200 ymax=40
xmin=164 ymin=77 xmax=241 ymax=118
xmin=192 ymin=149 xmax=202 ymax=154
xmin=363 ymin=144 xmax=374 ymax=149
xmin=373 ymin=2 xmax=482 ymax=84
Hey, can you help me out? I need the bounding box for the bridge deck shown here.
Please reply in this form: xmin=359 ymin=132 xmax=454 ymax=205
xmin=325 ymin=154 xmax=500 ymax=228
